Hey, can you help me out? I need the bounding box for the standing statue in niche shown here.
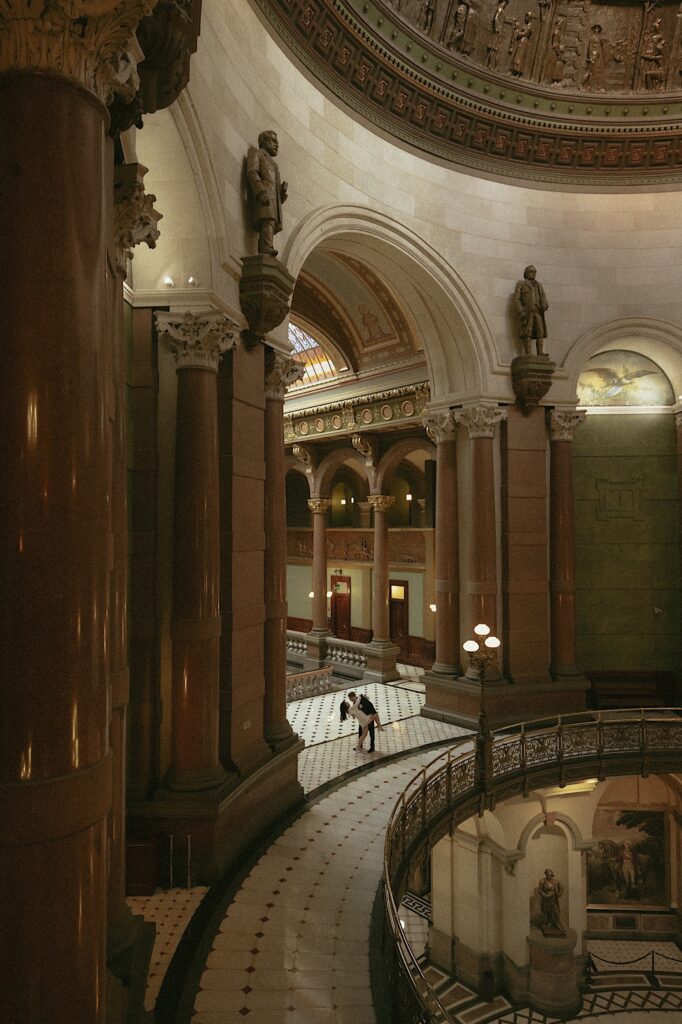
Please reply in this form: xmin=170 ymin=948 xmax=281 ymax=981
xmin=543 ymin=16 xmax=565 ymax=84
xmin=579 ymin=24 xmax=608 ymax=90
xmin=509 ymin=12 xmax=534 ymax=76
xmin=246 ymin=130 xmax=288 ymax=258
xmin=640 ymin=18 xmax=666 ymax=90
xmin=514 ymin=264 xmax=548 ymax=355
xmin=485 ymin=0 xmax=509 ymax=69
xmin=539 ymin=868 xmax=566 ymax=937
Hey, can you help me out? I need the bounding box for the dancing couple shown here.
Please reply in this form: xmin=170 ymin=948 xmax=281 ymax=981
xmin=340 ymin=690 xmax=383 ymax=751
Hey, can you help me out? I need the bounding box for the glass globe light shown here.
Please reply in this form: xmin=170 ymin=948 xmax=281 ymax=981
xmin=474 ymin=623 xmax=491 ymax=637
xmin=463 ymin=640 xmax=480 ymax=653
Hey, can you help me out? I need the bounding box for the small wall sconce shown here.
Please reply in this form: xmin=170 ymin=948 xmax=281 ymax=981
xmin=405 ymin=493 xmax=413 ymax=501
xmin=187 ymin=275 xmax=198 ymax=287
xmin=326 ymin=590 xmax=332 ymax=598
xmin=163 ymin=275 xmax=174 ymax=287
xmin=340 ymin=498 xmax=346 ymax=505
xmin=308 ymin=591 xmax=314 ymax=598
xmin=429 ymin=603 xmax=437 ymax=613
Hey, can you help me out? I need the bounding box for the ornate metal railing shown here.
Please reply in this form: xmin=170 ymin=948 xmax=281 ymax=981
xmin=286 ymin=665 xmax=335 ymax=701
xmin=383 ymin=709 xmax=682 ymax=1024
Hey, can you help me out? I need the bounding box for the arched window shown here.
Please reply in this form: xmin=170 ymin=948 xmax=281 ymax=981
xmin=288 ymin=322 xmax=339 ymax=388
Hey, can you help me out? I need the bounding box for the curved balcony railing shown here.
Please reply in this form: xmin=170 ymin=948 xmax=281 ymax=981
xmin=382 ymin=708 xmax=682 ymax=1024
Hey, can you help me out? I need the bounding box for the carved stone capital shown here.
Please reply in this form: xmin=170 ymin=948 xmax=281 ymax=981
xmin=155 ymin=311 xmax=240 ymax=372
xmin=136 ymin=0 xmax=201 ymax=114
xmin=423 ymin=411 xmax=458 ymax=444
xmin=292 ymin=444 xmax=315 ymax=470
xmin=368 ymin=494 xmax=395 ymax=514
xmin=239 ymin=254 xmax=295 ymax=348
xmin=114 ymin=162 xmax=162 ymax=275
xmin=0 ymin=0 xmax=155 ymax=107
xmin=351 ymin=433 xmax=378 ymax=467
xmin=511 ymin=354 xmax=556 ymax=414
xmin=265 ymin=351 xmax=305 ymax=400
xmin=548 ymin=409 xmax=586 ymax=442
xmin=307 ymin=498 xmax=331 ymax=515
xmin=455 ymin=405 xmax=507 ymax=439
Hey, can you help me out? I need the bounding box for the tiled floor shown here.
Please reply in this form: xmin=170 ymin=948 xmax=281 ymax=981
xmin=126 ymin=667 xmax=682 ymax=1023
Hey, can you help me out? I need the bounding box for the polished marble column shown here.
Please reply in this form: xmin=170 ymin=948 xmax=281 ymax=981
xmin=456 ymin=406 xmax=507 ymax=634
xmin=308 ymin=499 xmax=332 ymax=634
xmin=424 ymin=413 xmax=461 ymax=676
xmin=548 ymin=410 xmax=586 ymax=680
xmin=0 ymin=3 xmax=151 ymax=1016
xmin=369 ymin=494 xmax=395 ymax=642
xmin=264 ymin=351 xmax=304 ymax=749
xmin=156 ymin=312 xmax=239 ymax=793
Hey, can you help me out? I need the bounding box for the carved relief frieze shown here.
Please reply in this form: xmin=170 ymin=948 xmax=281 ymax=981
xmin=283 ymin=382 xmax=430 ymax=440
xmin=0 ymin=0 xmax=155 ymax=106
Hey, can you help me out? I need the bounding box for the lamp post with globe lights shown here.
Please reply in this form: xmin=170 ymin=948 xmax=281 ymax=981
xmin=463 ymin=623 xmax=500 ymax=807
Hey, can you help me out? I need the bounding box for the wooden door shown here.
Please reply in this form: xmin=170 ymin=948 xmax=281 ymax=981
xmin=330 ymin=575 xmax=351 ymax=640
xmin=389 ymin=579 xmax=409 ymax=661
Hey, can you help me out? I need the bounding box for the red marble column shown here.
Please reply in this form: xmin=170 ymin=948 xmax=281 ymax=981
xmin=456 ymin=406 xmax=507 ymax=636
xmin=308 ymin=499 xmax=332 ymax=634
xmin=264 ymin=351 xmax=303 ymax=748
xmin=108 ymin=163 xmax=161 ymax=961
xmin=368 ymin=494 xmax=395 ymax=642
xmin=548 ymin=410 xmax=586 ymax=679
xmin=156 ymin=312 xmax=239 ymax=793
xmin=0 ymin=21 xmax=149 ymax=1012
xmin=424 ymin=413 xmax=461 ymax=675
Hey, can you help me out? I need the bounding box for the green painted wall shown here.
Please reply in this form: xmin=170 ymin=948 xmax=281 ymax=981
xmin=574 ymin=414 xmax=680 ymax=676
xmin=287 ymin=564 xmax=312 ymax=621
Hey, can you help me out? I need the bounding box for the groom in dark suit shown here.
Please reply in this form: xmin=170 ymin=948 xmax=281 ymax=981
xmin=347 ymin=691 xmax=377 ymax=752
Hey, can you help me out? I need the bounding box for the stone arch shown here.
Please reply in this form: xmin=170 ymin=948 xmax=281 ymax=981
xmin=517 ymin=812 xmax=589 ymax=856
xmin=282 ymin=205 xmax=495 ymax=402
xmin=563 ymin=317 xmax=682 ymax=403
xmin=375 ymin=437 xmax=437 ymax=494
xmin=313 ymin=447 xmax=375 ymax=497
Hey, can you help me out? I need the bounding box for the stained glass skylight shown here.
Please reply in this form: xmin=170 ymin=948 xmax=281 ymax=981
xmin=288 ymin=323 xmax=338 ymax=388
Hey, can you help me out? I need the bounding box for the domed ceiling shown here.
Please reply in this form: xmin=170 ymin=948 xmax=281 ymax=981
xmin=253 ymin=0 xmax=682 ymax=182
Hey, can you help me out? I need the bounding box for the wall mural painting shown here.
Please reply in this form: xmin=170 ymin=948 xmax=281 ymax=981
xmin=388 ymin=0 xmax=681 ymax=93
xmin=577 ymin=350 xmax=675 ymax=406
xmin=587 ymin=808 xmax=667 ymax=909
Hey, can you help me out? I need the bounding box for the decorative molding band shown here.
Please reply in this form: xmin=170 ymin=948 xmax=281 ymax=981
xmin=423 ymin=410 xmax=458 ymax=443
xmin=455 ymin=405 xmax=508 ymax=438
xmin=548 ymin=409 xmax=586 ymax=441
xmin=155 ymin=311 xmax=240 ymax=371
xmin=114 ymin=161 xmax=162 ymax=275
xmin=265 ymin=351 xmax=306 ymax=400
xmin=0 ymin=0 xmax=154 ymax=106
xmin=284 ymin=381 xmax=430 ymax=442
xmin=368 ymin=493 xmax=395 ymax=513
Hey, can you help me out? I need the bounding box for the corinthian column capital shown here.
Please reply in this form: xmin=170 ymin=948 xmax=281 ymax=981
xmin=156 ymin=311 xmax=240 ymax=371
xmin=0 ymin=0 xmax=156 ymax=106
xmin=264 ymin=352 xmax=305 ymax=400
xmin=454 ymin=405 xmax=507 ymax=439
xmin=548 ymin=409 xmax=586 ymax=442
xmin=114 ymin=162 xmax=162 ymax=275
xmin=307 ymin=498 xmax=331 ymax=515
xmin=423 ymin=410 xmax=458 ymax=444
xmin=368 ymin=494 xmax=394 ymax=514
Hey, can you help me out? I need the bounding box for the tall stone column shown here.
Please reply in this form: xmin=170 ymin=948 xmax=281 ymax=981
xmin=424 ymin=412 xmax=461 ymax=676
xmin=0 ymin=4 xmax=152 ymax=1020
xmin=548 ymin=410 xmax=586 ymax=680
xmin=156 ymin=312 xmax=239 ymax=793
xmin=364 ymin=495 xmax=400 ymax=682
xmin=308 ymin=499 xmax=332 ymax=634
xmin=456 ymin=406 xmax=507 ymax=634
xmin=264 ymin=351 xmax=304 ymax=749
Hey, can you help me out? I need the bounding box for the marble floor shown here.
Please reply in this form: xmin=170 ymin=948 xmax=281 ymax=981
xmin=127 ymin=666 xmax=682 ymax=1024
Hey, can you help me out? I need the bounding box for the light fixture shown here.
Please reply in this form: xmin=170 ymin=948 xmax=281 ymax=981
xmin=326 ymin=590 xmax=332 ymax=598
xmin=187 ymin=275 xmax=198 ymax=287
xmin=340 ymin=498 xmax=346 ymax=505
xmin=163 ymin=275 xmax=175 ymax=287
xmin=405 ymin=493 xmax=413 ymax=501
xmin=350 ymin=496 xmax=355 ymax=504
xmin=462 ymin=623 xmax=500 ymax=678
xmin=429 ymin=603 xmax=437 ymax=613
xmin=308 ymin=591 xmax=314 ymax=598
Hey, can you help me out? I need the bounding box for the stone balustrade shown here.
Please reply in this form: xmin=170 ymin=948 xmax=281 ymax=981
xmin=286 ymin=666 xmax=335 ymax=701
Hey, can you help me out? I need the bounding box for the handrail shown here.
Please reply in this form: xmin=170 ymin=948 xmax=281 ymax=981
xmin=383 ymin=708 xmax=682 ymax=1024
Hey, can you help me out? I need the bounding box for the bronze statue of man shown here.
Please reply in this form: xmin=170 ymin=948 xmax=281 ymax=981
xmin=514 ymin=264 xmax=548 ymax=355
xmin=246 ymin=130 xmax=288 ymax=257
xmin=539 ymin=868 xmax=565 ymax=935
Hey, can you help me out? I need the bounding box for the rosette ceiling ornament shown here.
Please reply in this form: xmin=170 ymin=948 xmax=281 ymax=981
xmin=254 ymin=0 xmax=682 ymax=183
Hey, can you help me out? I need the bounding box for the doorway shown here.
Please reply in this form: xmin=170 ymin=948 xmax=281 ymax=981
xmin=389 ymin=579 xmax=409 ymax=661
xmin=330 ymin=575 xmax=351 ymax=639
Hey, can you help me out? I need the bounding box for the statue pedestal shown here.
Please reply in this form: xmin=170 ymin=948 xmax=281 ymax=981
xmin=527 ymin=925 xmax=581 ymax=1018
xmin=511 ymin=354 xmax=556 ymax=413
xmin=239 ymin=254 xmax=295 ymax=346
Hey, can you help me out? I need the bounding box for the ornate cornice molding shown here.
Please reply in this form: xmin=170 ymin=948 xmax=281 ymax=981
xmin=265 ymin=351 xmax=305 ymax=400
xmin=307 ymin=497 xmax=332 ymax=514
xmin=283 ymin=381 xmax=430 ymax=442
xmin=155 ymin=310 xmax=240 ymax=371
xmin=254 ymin=0 xmax=682 ymax=184
xmin=455 ymin=405 xmax=507 ymax=438
xmin=368 ymin=493 xmax=395 ymax=513
xmin=114 ymin=161 xmax=162 ymax=275
xmin=548 ymin=409 xmax=586 ymax=441
xmin=0 ymin=0 xmax=156 ymax=106
xmin=423 ymin=411 xmax=458 ymax=443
